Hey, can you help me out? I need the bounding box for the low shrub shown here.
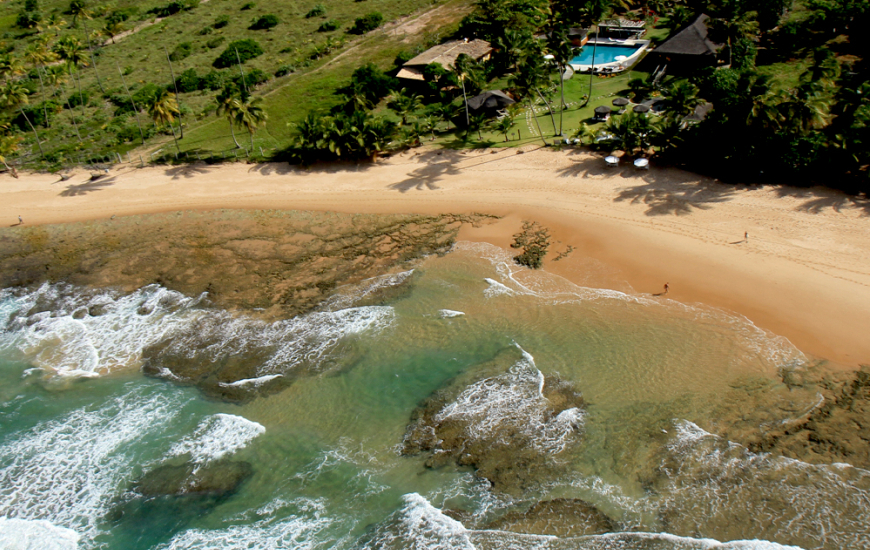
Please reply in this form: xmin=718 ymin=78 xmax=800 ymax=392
xmin=200 ymin=70 xmax=226 ymax=90
xmin=198 ymin=26 xmax=213 ymax=35
xmin=274 ymin=64 xmax=295 ymax=77
xmin=175 ymin=68 xmax=200 ymax=92
xmin=214 ymin=39 xmax=263 ymax=68
xmin=241 ymin=2 xmax=255 ymax=10
xmin=168 ymin=42 xmax=192 ymax=61
xmin=305 ymin=4 xmax=326 ymax=17
xmin=214 ymin=14 xmax=229 ymax=28
xmin=249 ymin=14 xmax=279 ymax=30
xmin=206 ymin=36 xmax=225 ymax=49
xmin=348 ymin=12 xmax=382 ymax=34
xmin=15 ymin=11 xmax=41 ymax=29
xmin=148 ymin=1 xmax=184 ymax=17
xmin=66 ymin=91 xmax=90 ymax=109
xmin=317 ymin=19 xmax=339 ymax=32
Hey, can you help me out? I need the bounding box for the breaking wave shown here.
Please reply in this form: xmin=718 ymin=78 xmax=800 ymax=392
xmin=0 ymin=518 xmax=80 ymax=550
xmin=0 ymin=283 xmax=394 ymax=381
xmin=357 ymin=493 xmax=805 ymax=550
xmin=434 ymin=346 xmax=583 ymax=455
xmin=167 ymin=414 xmax=265 ymax=466
xmin=156 ymin=497 xmax=344 ymax=550
xmin=0 ymin=385 xmax=186 ymax=543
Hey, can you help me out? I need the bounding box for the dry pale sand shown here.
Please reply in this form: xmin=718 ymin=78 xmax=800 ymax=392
xmin=3 ymin=146 xmax=870 ymax=368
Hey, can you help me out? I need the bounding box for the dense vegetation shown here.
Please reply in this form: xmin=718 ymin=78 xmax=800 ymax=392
xmin=0 ymin=0 xmax=866 ymax=192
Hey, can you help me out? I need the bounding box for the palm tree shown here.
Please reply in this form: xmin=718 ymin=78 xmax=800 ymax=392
xmin=2 ymin=82 xmax=45 ymax=156
xmin=25 ymin=44 xmax=58 ymax=129
xmin=44 ymin=64 xmax=83 ymax=142
xmin=419 ymin=114 xmax=439 ymax=141
xmin=68 ymin=0 xmax=90 ymax=28
xmin=493 ymin=29 xmax=532 ymax=72
xmin=0 ymin=134 xmax=22 ymax=175
xmin=511 ymin=54 xmax=556 ymax=140
xmin=492 ymin=115 xmax=516 ymax=142
xmin=387 ymin=88 xmax=423 ymax=126
xmin=216 ymin=87 xmax=243 ymax=149
xmin=147 ymin=89 xmax=181 ymax=154
xmin=546 ymin=35 xmax=573 ymax=136
xmin=571 ymin=122 xmax=597 ymax=145
xmin=664 ymin=80 xmax=703 ymax=117
xmin=235 ymin=97 xmax=268 ymax=151
xmin=103 ymin=20 xmax=125 ymax=44
xmin=466 ymin=113 xmax=487 ymax=141
xmin=38 ymin=14 xmax=67 ymax=34
xmin=54 ymin=36 xmax=89 ymax=116
xmin=710 ymin=0 xmax=759 ymax=67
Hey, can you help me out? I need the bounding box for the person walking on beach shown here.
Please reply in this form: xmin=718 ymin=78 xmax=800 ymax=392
xmin=744 ymin=231 xmax=748 ymax=242
xmin=17 ymin=215 xmax=22 ymax=225
xmin=664 ymin=282 xmax=669 ymax=294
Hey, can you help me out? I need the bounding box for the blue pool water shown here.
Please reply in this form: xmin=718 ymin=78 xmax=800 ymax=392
xmin=571 ymin=44 xmax=641 ymax=65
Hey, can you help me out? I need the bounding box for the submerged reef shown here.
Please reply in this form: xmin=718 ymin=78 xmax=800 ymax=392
xmin=401 ymin=346 xmax=585 ymax=494
xmin=0 ymin=210 xmax=497 ymax=319
xmin=483 ymin=498 xmax=616 ymax=536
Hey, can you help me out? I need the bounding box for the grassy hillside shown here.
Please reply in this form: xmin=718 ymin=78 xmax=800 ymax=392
xmin=0 ymin=0 xmax=472 ymax=167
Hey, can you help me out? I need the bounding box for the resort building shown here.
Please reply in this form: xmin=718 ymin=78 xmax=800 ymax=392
xmin=643 ymin=14 xmax=723 ymax=75
xmin=397 ymin=39 xmax=494 ymax=82
xmin=598 ymin=19 xmax=646 ymax=40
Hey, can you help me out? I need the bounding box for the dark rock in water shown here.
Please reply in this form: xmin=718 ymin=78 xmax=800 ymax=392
xmin=133 ymin=460 xmax=253 ymax=498
xmin=402 ymin=346 xmax=585 ymax=495
xmin=485 ymin=498 xmax=616 ymax=536
xmin=705 ymin=365 xmax=870 ymax=470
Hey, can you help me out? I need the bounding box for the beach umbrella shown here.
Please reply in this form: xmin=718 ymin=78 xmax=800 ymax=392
xmin=634 ymin=158 xmax=650 ymax=169
xmin=605 ymin=155 xmax=619 ymax=166
xmin=612 ymin=97 xmax=630 ymax=106
xmin=466 ymin=90 xmax=515 ymax=113
xmin=633 ymin=104 xmax=651 ymax=113
xmin=594 ymin=106 xmax=612 ymax=115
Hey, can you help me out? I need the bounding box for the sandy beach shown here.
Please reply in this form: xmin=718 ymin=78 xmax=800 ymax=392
xmin=3 ymin=146 xmax=870 ymax=368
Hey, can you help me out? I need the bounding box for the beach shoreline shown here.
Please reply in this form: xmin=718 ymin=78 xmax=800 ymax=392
xmin=3 ymin=146 xmax=870 ymax=368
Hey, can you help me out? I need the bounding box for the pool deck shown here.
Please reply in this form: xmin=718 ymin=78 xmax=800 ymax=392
xmin=569 ymin=38 xmax=651 ymax=73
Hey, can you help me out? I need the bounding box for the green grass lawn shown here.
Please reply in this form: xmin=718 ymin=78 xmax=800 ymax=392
xmin=1 ymin=0 xmax=472 ymax=166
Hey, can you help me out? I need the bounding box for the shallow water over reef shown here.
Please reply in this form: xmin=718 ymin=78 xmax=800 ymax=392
xmin=0 ymin=229 xmax=867 ymax=550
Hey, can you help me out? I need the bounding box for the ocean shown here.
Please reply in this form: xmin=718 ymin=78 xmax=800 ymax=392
xmin=0 ymin=240 xmax=867 ymax=550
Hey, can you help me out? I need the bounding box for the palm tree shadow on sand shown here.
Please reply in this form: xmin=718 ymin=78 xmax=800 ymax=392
xmin=389 ymin=150 xmax=463 ymax=192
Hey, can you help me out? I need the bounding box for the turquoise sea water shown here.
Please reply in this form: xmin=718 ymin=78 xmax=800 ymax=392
xmin=570 ymin=45 xmax=642 ymax=65
xmin=0 ymin=242 xmax=867 ymax=550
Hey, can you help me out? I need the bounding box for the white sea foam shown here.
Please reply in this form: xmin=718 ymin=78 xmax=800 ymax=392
xmin=0 ymin=386 xmax=185 ymax=543
xmin=359 ymin=493 xmax=805 ymax=550
xmin=324 ymin=270 xmax=415 ymax=311
xmin=0 ymin=518 xmax=80 ymax=550
xmin=156 ymin=497 xmax=344 ymax=550
xmin=656 ymin=420 xmax=870 ymax=550
xmin=0 ymin=283 xmax=394 ymax=381
xmin=167 ymin=414 xmax=265 ymax=466
xmin=438 ymin=310 xmax=466 ymax=318
xmin=219 ymin=374 xmax=284 ymax=387
xmin=433 ymin=346 xmax=583 ymax=455
xmin=0 ymin=284 xmax=206 ymax=377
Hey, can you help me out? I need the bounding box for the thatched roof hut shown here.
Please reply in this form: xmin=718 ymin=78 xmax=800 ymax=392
xmin=397 ymin=39 xmax=493 ymax=81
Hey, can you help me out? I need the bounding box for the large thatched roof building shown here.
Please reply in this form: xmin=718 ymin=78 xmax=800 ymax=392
xmin=397 ymin=39 xmax=493 ymax=81
xmin=643 ymin=14 xmax=723 ymax=74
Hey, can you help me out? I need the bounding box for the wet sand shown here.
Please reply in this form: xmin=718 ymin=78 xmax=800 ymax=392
xmin=3 ymin=146 xmax=870 ymax=367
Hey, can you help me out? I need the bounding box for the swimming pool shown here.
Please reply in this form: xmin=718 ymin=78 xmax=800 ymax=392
xmin=570 ymin=44 xmax=642 ymax=66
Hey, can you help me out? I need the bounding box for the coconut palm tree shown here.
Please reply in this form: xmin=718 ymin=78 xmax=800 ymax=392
xmin=54 ymin=36 xmax=89 ymax=116
xmin=493 ymin=29 xmax=532 ymax=72
xmin=0 ymin=134 xmax=22 ymax=176
xmin=147 ymin=89 xmax=181 ymax=154
xmin=710 ymin=0 xmax=759 ymax=67
xmin=68 ymin=0 xmax=90 ymax=28
xmin=43 ymin=64 xmax=83 ymax=142
xmin=25 ymin=43 xmax=58 ymax=128
xmin=234 ymin=97 xmax=268 ymax=151
xmin=571 ymin=122 xmax=597 ymax=145
xmin=492 ymin=114 xmax=516 ymax=142
xmin=546 ymin=33 xmax=573 ymax=136
xmin=511 ymin=53 xmax=556 ymax=140
xmin=1 ymin=81 xmax=45 ymax=156
xmin=663 ymin=80 xmax=703 ymax=117
xmin=387 ymin=88 xmax=423 ymax=126
xmin=216 ymin=87 xmax=243 ymax=149
xmin=103 ymin=20 xmax=125 ymax=44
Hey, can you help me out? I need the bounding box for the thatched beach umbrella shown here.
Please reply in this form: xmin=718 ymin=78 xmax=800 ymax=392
xmin=612 ymin=97 xmax=630 ymax=106
xmin=594 ymin=105 xmax=612 ymax=115
xmin=633 ymin=104 xmax=650 ymax=113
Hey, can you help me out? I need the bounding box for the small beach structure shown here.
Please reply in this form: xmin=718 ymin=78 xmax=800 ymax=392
xmin=594 ymin=105 xmax=613 ymax=121
xmin=634 ymin=158 xmax=650 ymax=170
xmin=397 ymin=39 xmax=493 ymax=81
xmin=612 ymin=97 xmax=630 ymax=107
xmin=567 ymin=27 xmax=589 ymax=46
xmin=633 ymin=104 xmax=651 ymax=113
xmin=466 ymin=90 xmax=515 ymax=115
xmin=598 ymin=19 xmax=646 ymax=40
xmin=643 ymin=14 xmax=723 ymax=75
xmin=605 ymin=155 xmax=620 ymax=167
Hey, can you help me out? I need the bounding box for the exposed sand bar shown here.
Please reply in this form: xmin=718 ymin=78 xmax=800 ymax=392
xmin=3 ymin=146 xmax=870 ymax=367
